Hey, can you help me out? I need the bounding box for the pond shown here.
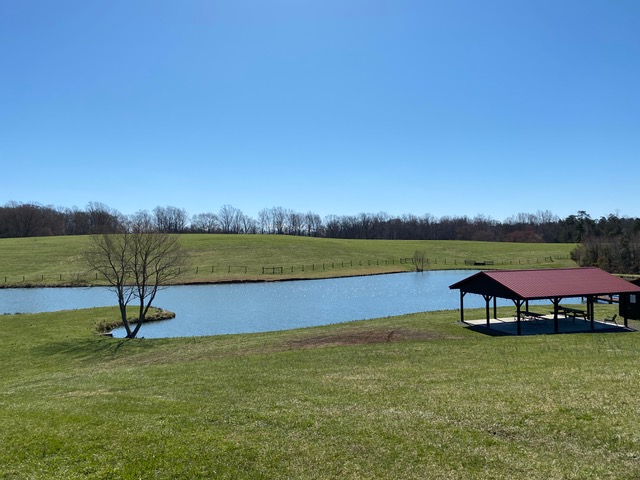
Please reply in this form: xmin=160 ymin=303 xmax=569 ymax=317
xmin=0 ymin=271 xmax=516 ymax=338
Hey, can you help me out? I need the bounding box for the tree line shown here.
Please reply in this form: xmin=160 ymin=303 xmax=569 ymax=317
xmin=2 ymin=201 xmax=640 ymax=244
xmin=3 ymin=201 xmax=640 ymax=273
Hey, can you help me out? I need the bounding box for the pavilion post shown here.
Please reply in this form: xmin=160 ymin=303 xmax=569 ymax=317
xmin=493 ymin=296 xmax=497 ymax=319
xmin=550 ymin=298 xmax=560 ymax=321
xmin=459 ymin=291 xmax=465 ymax=323
xmin=483 ymin=295 xmax=491 ymax=328
xmin=514 ymin=299 xmax=524 ymax=336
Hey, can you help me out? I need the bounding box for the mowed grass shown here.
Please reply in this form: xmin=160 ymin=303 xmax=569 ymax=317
xmin=0 ymin=234 xmax=577 ymax=286
xmin=1 ymin=303 xmax=639 ymax=479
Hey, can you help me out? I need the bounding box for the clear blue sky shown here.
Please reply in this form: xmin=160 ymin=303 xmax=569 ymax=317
xmin=2 ymin=0 xmax=639 ymax=221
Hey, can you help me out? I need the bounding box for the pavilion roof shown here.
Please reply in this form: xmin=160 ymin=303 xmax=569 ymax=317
xmin=449 ymin=267 xmax=640 ymax=300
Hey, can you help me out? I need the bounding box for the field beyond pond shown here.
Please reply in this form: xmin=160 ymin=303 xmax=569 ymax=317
xmin=1 ymin=303 xmax=638 ymax=479
xmin=0 ymin=234 xmax=577 ymax=286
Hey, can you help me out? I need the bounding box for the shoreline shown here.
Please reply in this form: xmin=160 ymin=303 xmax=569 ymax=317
xmin=0 ymin=268 xmax=431 ymax=289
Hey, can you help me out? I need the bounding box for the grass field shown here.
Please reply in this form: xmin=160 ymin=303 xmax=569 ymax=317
xmin=5 ymin=235 xmax=630 ymax=478
xmin=1 ymin=303 xmax=638 ymax=479
xmin=0 ymin=234 xmax=578 ymax=286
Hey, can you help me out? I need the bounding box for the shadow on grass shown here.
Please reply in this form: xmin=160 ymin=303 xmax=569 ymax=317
xmin=30 ymin=336 xmax=156 ymax=362
xmin=464 ymin=324 xmax=513 ymax=337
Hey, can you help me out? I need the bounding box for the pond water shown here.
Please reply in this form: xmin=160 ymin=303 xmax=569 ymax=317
xmin=0 ymin=271 xmax=517 ymax=338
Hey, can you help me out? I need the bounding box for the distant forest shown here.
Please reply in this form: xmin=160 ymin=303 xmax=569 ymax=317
xmin=2 ymin=201 xmax=640 ymax=273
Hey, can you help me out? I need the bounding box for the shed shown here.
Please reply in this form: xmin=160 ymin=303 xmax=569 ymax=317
xmin=449 ymin=267 xmax=640 ymax=335
xmin=620 ymin=277 xmax=640 ymax=320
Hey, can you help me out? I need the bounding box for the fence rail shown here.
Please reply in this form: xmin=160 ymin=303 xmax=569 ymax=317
xmin=1 ymin=256 xmax=571 ymax=285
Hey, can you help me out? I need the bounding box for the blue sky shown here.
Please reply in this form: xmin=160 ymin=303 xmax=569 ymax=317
xmin=2 ymin=0 xmax=639 ymax=222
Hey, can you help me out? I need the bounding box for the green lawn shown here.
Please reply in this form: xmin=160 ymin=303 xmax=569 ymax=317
xmin=0 ymin=234 xmax=577 ymax=286
xmin=1 ymin=303 xmax=638 ymax=479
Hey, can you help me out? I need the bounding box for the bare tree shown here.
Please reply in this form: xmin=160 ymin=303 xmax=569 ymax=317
xmin=191 ymin=212 xmax=219 ymax=233
xmin=304 ymin=211 xmax=322 ymax=237
xmin=271 ymin=206 xmax=287 ymax=234
xmin=153 ymin=205 xmax=189 ymax=233
xmin=258 ymin=208 xmax=274 ymax=234
xmin=85 ymin=230 xmax=133 ymax=334
xmin=413 ymin=250 xmax=427 ymax=272
xmin=86 ymin=201 xmax=122 ymax=233
xmin=288 ymin=211 xmax=303 ymax=236
xmin=218 ymin=204 xmax=242 ymax=234
xmin=239 ymin=213 xmax=257 ymax=234
xmin=1 ymin=201 xmax=46 ymax=237
xmin=85 ymin=214 xmax=187 ymax=338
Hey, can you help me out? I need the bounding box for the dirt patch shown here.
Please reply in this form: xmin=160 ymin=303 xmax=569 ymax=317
xmin=285 ymin=328 xmax=456 ymax=349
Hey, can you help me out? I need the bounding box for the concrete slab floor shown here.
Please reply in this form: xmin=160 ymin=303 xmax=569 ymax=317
xmin=464 ymin=315 xmax=631 ymax=336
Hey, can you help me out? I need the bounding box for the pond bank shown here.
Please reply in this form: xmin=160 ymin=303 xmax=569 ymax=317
xmin=96 ymin=307 xmax=176 ymax=334
xmin=0 ymin=267 xmax=417 ymax=289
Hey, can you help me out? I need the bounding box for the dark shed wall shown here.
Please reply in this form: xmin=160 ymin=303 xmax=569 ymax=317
xmin=621 ymin=278 xmax=640 ymax=319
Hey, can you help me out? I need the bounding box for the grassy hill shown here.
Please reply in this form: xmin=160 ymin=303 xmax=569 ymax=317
xmin=3 ymin=235 xmax=636 ymax=478
xmin=0 ymin=234 xmax=578 ymax=286
xmin=1 ymin=303 xmax=637 ymax=479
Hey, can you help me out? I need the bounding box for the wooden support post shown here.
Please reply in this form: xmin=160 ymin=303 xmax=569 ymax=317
xmin=551 ymin=298 xmax=560 ymax=321
xmin=483 ymin=294 xmax=491 ymax=328
xmin=515 ymin=299 xmax=523 ymax=336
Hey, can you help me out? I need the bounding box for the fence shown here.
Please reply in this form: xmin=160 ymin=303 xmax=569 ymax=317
xmin=2 ymin=255 xmax=571 ymax=285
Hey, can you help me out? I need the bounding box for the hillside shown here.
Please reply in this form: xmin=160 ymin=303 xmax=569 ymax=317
xmin=0 ymin=234 xmax=578 ymax=287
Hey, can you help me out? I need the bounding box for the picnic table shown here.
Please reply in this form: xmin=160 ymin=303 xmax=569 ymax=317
xmin=519 ymin=310 xmax=546 ymax=322
xmin=556 ymin=306 xmax=588 ymax=321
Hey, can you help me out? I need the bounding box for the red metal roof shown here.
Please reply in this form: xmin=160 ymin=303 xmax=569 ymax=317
xmin=449 ymin=267 xmax=640 ymax=300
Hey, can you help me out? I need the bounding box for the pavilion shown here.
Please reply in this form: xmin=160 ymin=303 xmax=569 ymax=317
xmin=449 ymin=267 xmax=640 ymax=335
